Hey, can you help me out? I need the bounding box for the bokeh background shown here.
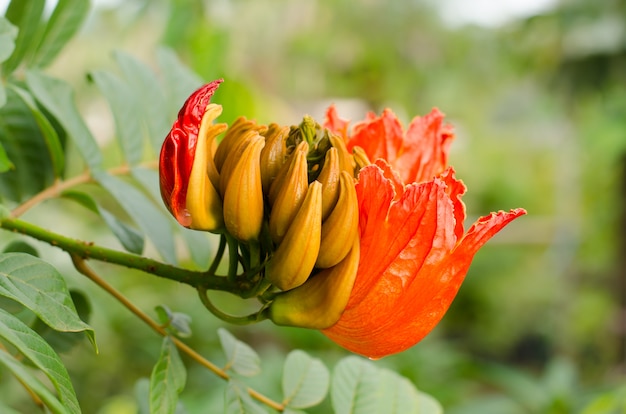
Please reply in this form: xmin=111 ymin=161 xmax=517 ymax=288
xmin=2 ymin=0 xmax=625 ymax=412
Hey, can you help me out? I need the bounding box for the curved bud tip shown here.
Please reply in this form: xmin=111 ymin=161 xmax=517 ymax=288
xmin=159 ymin=80 xmax=224 ymax=226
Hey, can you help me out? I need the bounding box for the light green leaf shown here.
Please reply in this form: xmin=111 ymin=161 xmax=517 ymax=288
xmin=3 ymin=0 xmax=45 ymax=73
xmin=0 ymin=348 xmax=68 ymax=414
xmin=331 ymin=356 xmax=381 ymax=414
xmin=0 ymin=141 xmax=14 ymax=172
xmin=94 ymin=171 xmax=177 ymax=263
xmin=0 ymin=253 xmax=95 ymax=347
xmin=0 ymin=83 xmax=6 ymax=108
xmin=282 ymin=350 xmax=329 ymax=409
xmin=25 ymin=70 xmax=103 ymax=171
xmin=0 ymin=17 xmax=18 ymax=63
xmin=218 ymin=328 xmax=261 ymax=377
xmin=30 ymin=0 xmax=90 ymax=68
xmin=2 ymin=240 xmax=38 ymax=256
xmin=377 ymin=368 xmax=419 ymax=414
xmin=225 ymin=380 xmax=267 ymax=414
xmin=114 ymin=50 xmax=171 ymax=153
xmin=0 ymin=86 xmax=54 ymax=201
xmin=90 ymin=70 xmax=144 ymax=165
xmin=150 ymin=337 xmax=187 ymax=414
xmin=61 ymin=190 xmax=144 ymax=254
xmin=156 ymin=47 xmax=203 ymax=118
xmin=283 ymin=409 xmax=307 ymax=414
xmin=0 ymin=308 xmax=80 ymax=413
xmin=10 ymin=84 xmax=65 ymax=178
xmin=417 ymin=391 xmax=444 ymax=414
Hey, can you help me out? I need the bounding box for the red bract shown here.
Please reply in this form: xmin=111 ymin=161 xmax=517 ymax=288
xmin=159 ymin=80 xmax=223 ymax=227
xmin=322 ymin=106 xmax=526 ymax=359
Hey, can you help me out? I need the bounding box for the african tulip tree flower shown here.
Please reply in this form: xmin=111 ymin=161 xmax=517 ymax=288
xmin=159 ymin=80 xmax=525 ymax=360
xmin=321 ymin=106 xmax=526 ymax=358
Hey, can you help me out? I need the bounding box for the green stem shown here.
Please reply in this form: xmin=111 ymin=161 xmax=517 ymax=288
xmin=225 ymin=234 xmax=240 ymax=283
xmin=197 ymin=286 xmax=267 ymax=325
xmin=0 ymin=217 xmax=236 ymax=292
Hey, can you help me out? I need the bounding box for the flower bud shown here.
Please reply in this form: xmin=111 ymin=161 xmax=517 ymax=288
xmin=214 ymin=117 xmax=267 ymax=173
xmin=268 ymin=141 xmax=309 ymax=205
xmin=260 ymin=123 xmax=289 ymax=192
xmin=328 ymin=133 xmax=356 ymax=176
xmin=222 ymin=134 xmax=265 ymax=241
xmin=316 ymin=147 xmax=341 ymax=221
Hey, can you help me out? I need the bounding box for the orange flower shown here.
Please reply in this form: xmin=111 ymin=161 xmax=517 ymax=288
xmin=322 ymin=106 xmax=526 ymax=359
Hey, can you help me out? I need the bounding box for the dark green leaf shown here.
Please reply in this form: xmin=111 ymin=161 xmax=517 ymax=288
xmin=150 ymin=337 xmax=186 ymax=414
xmin=3 ymin=0 xmax=45 ymax=73
xmin=0 ymin=253 xmax=95 ymax=347
xmin=25 ymin=70 xmax=102 ymax=171
xmin=95 ymin=171 xmax=177 ymax=263
xmin=282 ymin=350 xmax=329 ymax=409
xmin=0 ymin=308 xmax=80 ymax=413
xmin=2 ymin=240 xmax=38 ymax=256
xmin=0 ymin=17 xmax=18 ymax=63
xmin=30 ymin=0 xmax=90 ymax=68
xmin=225 ymin=380 xmax=267 ymax=414
xmin=331 ymin=356 xmax=381 ymax=414
xmin=218 ymin=328 xmax=261 ymax=377
xmin=0 ymin=348 xmax=68 ymax=414
xmin=0 ymin=86 xmax=55 ymax=202
xmin=10 ymin=85 xmax=65 ymax=177
xmin=114 ymin=50 xmax=171 ymax=153
xmin=156 ymin=47 xmax=203 ymax=118
xmin=90 ymin=70 xmax=144 ymax=165
xmin=61 ymin=190 xmax=145 ymax=254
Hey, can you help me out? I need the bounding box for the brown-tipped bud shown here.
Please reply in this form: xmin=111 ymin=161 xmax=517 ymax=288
xmin=328 ymin=133 xmax=356 ymax=176
xmin=352 ymin=145 xmax=372 ymax=172
xmin=268 ymin=237 xmax=360 ymax=329
xmin=268 ymin=146 xmax=309 ymax=244
xmin=265 ymin=181 xmax=322 ymax=291
xmin=222 ymin=135 xmax=265 ymax=241
xmin=214 ymin=117 xmax=267 ymax=172
xmin=316 ymin=147 xmax=341 ymax=221
xmin=260 ymin=123 xmax=289 ymax=192
xmin=316 ymin=171 xmax=359 ymax=268
xmin=268 ymin=141 xmax=309 ymax=205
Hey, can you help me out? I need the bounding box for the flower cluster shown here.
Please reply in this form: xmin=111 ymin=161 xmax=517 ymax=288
xmin=159 ymin=80 xmax=526 ymax=359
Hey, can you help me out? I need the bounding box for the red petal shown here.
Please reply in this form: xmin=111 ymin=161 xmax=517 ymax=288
xmin=394 ymin=108 xmax=455 ymax=183
xmin=324 ymin=105 xmax=350 ymax=141
xmin=323 ymin=166 xmax=525 ymax=358
xmin=159 ymin=80 xmax=223 ymax=224
xmin=348 ymin=109 xmax=404 ymax=165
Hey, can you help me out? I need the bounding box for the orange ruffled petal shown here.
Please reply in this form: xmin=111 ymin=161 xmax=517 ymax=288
xmin=322 ymin=164 xmax=526 ymax=359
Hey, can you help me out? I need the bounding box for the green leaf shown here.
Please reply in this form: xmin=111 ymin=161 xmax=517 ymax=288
xmin=94 ymin=171 xmax=177 ymax=263
xmin=3 ymin=0 xmax=45 ymax=73
xmin=0 ymin=141 xmax=14 ymax=172
xmin=0 ymin=17 xmax=18 ymax=63
xmin=30 ymin=0 xmax=90 ymax=68
xmin=417 ymin=391 xmax=444 ymax=414
xmin=2 ymin=240 xmax=38 ymax=256
xmin=156 ymin=47 xmax=203 ymax=118
xmin=218 ymin=328 xmax=261 ymax=377
xmin=331 ymin=356 xmax=381 ymax=414
xmin=0 ymin=86 xmax=55 ymax=202
xmin=25 ymin=70 xmax=103 ymax=171
xmin=0 ymin=308 xmax=80 ymax=413
xmin=61 ymin=190 xmax=144 ymax=254
xmin=10 ymin=85 xmax=65 ymax=178
xmin=225 ymin=380 xmax=267 ymax=414
xmin=114 ymin=50 xmax=171 ymax=153
xmin=150 ymin=337 xmax=186 ymax=414
xmin=282 ymin=350 xmax=329 ymax=409
xmin=0 ymin=253 xmax=95 ymax=347
xmin=0 ymin=348 xmax=68 ymax=414
xmin=376 ymin=368 xmax=420 ymax=414
xmin=155 ymin=305 xmax=192 ymax=338
xmin=31 ymin=290 xmax=92 ymax=354
xmin=90 ymin=70 xmax=144 ymax=165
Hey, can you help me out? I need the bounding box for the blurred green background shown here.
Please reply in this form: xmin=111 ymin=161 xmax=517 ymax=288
xmin=3 ymin=0 xmax=626 ymax=412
